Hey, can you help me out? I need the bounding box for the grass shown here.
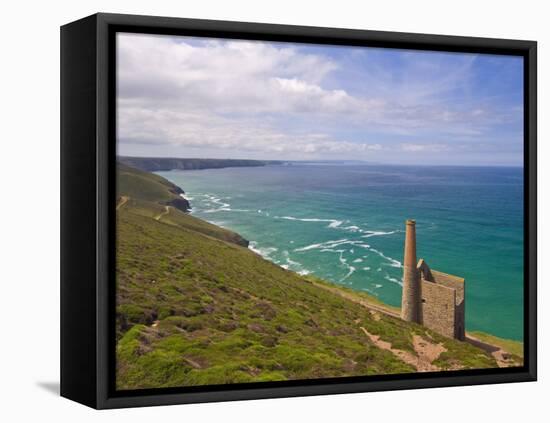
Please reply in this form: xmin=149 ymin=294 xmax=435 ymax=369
xmin=117 ymin=163 xmax=184 ymax=204
xmin=117 ymin=164 xmax=248 ymax=246
xmin=115 ymin=164 xmax=503 ymax=390
xmin=469 ymin=331 xmax=524 ymax=358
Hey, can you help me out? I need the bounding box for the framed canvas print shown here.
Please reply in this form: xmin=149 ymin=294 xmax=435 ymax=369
xmin=60 ymin=13 xmax=537 ymax=409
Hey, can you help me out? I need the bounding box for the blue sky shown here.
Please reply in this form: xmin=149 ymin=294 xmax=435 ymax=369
xmin=117 ymin=33 xmax=524 ymax=166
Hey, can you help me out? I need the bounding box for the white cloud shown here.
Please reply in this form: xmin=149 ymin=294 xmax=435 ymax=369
xmin=116 ymin=33 xmax=522 ymax=162
xmin=118 ymin=104 xmax=382 ymax=155
xmin=400 ymin=143 xmax=450 ymax=152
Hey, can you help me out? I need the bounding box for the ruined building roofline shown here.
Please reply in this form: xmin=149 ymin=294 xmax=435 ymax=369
xmin=417 ymin=259 xmax=465 ymax=284
xmin=430 ymin=269 xmax=465 ymax=284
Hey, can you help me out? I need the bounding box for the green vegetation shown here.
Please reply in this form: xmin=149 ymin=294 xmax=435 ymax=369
xmin=116 ymin=164 xmax=501 ymax=390
xmin=469 ymin=331 xmax=524 ymax=358
xmin=117 ymin=164 xmax=248 ymax=246
xmin=118 ymin=163 xmax=186 ymax=204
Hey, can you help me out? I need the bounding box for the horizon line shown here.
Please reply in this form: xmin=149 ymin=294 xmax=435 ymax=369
xmin=117 ymin=155 xmax=523 ymax=169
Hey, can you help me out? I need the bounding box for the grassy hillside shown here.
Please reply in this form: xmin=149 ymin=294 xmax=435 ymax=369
xmin=115 ymin=165 xmax=502 ymax=390
xmin=117 ymin=164 xmax=248 ymax=247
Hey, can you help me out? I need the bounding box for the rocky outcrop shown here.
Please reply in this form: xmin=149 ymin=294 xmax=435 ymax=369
xmin=163 ymin=197 xmax=191 ymax=213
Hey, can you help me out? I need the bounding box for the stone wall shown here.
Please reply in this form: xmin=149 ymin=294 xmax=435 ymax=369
xmin=431 ymin=270 xmax=465 ymax=340
xmin=420 ymin=280 xmax=456 ymax=338
xmin=431 ymin=270 xmax=464 ymax=304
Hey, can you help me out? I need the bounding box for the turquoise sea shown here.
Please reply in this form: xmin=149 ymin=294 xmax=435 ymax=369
xmin=157 ymin=164 xmax=524 ymax=341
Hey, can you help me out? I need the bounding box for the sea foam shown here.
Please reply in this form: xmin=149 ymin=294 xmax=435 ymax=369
xmin=248 ymin=241 xmax=278 ymax=258
xmin=362 ymin=230 xmax=398 ymax=238
xmin=384 ymin=274 xmax=403 ymax=286
xmin=277 ymin=215 xmax=343 ymax=229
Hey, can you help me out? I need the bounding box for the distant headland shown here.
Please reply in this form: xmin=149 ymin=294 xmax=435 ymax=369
xmin=118 ymin=156 xmax=285 ymax=172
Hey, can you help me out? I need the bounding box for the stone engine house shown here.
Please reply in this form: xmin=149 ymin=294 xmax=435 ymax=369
xmin=400 ymin=219 xmax=465 ymax=340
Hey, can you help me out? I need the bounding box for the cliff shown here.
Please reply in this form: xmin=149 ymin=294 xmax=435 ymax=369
xmin=117 ymin=163 xmax=249 ymax=247
xmin=117 ymin=163 xmax=190 ymax=211
xmin=118 ymin=156 xmax=284 ymax=172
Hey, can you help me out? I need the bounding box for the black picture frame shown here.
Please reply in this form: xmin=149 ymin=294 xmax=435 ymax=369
xmin=60 ymin=12 xmax=537 ymax=409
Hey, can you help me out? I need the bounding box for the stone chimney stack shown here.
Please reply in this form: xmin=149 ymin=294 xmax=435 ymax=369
xmin=401 ymin=219 xmax=421 ymax=323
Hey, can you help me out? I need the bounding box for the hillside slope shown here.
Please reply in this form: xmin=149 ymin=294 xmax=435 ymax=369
xmin=117 ymin=164 xmax=249 ymax=247
xmin=115 ymin=165 xmax=501 ymax=390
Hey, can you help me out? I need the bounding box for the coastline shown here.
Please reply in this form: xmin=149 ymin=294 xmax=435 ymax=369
xmin=172 ymin=175 xmax=523 ymax=356
xmin=116 ymin=162 xmax=525 ymax=389
xmin=249 ymin=237 xmax=523 ymax=355
xmin=155 ymin=163 xmax=524 ymax=343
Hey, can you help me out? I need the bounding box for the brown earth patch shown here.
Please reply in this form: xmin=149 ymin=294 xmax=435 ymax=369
xmin=360 ymin=327 xmax=447 ymax=372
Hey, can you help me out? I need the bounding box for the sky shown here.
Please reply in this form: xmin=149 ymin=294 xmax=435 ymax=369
xmin=116 ymin=33 xmax=524 ymax=166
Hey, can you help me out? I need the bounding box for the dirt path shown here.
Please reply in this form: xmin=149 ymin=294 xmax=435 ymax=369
xmin=116 ymin=196 xmax=129 ymax=211
xmin=360 ymin=327 xmax=446 ymax=372
xmin=465 ymin=334 xmax=521 ymax=368
xmin=154 ymin=206 xmax=171 ymax=221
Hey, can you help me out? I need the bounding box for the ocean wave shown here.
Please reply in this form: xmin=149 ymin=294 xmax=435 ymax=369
xmin=340 ymin=265 xmax=356 ymax=283
xmin=369 ymin=248 xmax=402 ymax=268
xmin=294 ymin=239 xmax=369 ymax=252
xmin=276 ymin=215 xmax=376 ymax=236
xmin=343 ymin=225 xmax=361 ymax=232
xmin=202 ymin=194 xmax=232 ymax=213
xmin=363 ymin=266 xmax=371 ymax=271
xmin=384 ymin=274 xmax=403 ymax=286
xmin=282 ymin=251 xmax=313 ymax=277
xmin=320 ymin=248 xmax=345 ymax=253
xmin=338 ymin=251 xmax=347 ymax=265
xmin=353 ymin=258 xmax=363 ymax=263
xmin=361 ymin=230 xmax=398 ymax=238
xmin=294 ymin=239 xmax=347 ymax=252
xmin=282 ymin=250 xmax=302 ymax=267
xmin=354 ymin=243 xmax=372 ymax=250
xmin=210 ymin=221 xmax=226 ymax=227
xmin=279 ymin=216 xmax=331 ymax=222
xmin=248 ymin=241 xmax=278 ymax=258
xmin=277 ymin=215 xmax=343 ymax=229
xmin=274 ymin=216 xmax=400 ymax=247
